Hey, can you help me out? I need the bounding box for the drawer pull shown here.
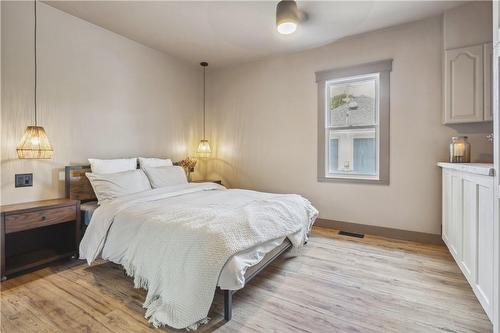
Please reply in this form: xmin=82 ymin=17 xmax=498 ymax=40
xmin=41 ymin=216 xmax=46 ymax=220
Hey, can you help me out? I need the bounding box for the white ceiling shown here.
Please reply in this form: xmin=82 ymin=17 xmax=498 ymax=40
xmin=45 ymin=1 xmax=466 ymax=68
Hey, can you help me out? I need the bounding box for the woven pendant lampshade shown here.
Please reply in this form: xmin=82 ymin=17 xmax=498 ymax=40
xmin=197 ymin=139 xmax=211 ymax=155
xmin=16 ymin=126 xmax=54 ymax=159
xmin=197 ymin=62 xmax=211 ymax=157
xmin=17 ymin=1 xmax=54 ymax=159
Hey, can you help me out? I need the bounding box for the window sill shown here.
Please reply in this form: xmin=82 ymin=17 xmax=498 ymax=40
xmin=317 ymin=176 xmax=389 ymax=185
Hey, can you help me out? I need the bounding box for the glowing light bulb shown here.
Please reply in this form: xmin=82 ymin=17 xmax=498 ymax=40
xmin=30 ymin=137 xmax=40 ymax=145
xmin=277 ymin=21 xmax=297 ymax=35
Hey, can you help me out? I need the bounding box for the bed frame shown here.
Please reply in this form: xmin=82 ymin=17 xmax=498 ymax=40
xmin=64 ymin=164 xmax=293 ymax=322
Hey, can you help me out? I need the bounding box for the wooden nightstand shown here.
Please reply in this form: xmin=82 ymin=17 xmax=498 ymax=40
xmin=1 ymin=199 xmax=80 ymax=280
xmin=191 ymin=179 xmax=222 ymax=185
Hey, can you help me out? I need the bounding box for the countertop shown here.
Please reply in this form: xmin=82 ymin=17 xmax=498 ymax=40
xmin=437 ymin=162 xmax=494 ymax=176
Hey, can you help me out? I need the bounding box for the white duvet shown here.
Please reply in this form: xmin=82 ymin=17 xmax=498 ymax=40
xmin=80 ymin=183 xmax=318 ymax=330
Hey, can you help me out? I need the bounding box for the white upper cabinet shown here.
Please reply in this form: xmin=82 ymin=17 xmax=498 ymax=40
xmin=442 ymin=2 xmax=492 ymax=124
xmin=444 ymin=44 xmax=486 ymax=124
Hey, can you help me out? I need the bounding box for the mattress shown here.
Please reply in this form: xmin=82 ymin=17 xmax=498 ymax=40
xmin=81 ymin=201 xmax=294 ymax=290
xmin=80 ymin=201 xmax=99 ymax=225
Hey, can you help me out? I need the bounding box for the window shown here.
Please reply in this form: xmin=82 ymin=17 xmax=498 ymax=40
xmin=316 ymin=60 xmax=392 ymax=184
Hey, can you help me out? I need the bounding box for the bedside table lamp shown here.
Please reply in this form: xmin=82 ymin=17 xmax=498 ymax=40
xmin=16 ymin=1 xmax=53 ymax=159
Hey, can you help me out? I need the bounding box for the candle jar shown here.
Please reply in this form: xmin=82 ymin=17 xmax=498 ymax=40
xmin=449 ymin=136 xmax=471 ymax=163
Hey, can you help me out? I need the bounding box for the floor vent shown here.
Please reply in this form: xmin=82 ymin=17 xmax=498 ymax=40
xmin=338 ymin=231 xmax=365 ymax=238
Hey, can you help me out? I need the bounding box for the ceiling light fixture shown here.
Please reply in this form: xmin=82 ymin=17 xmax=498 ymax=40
xmin=16 ymin=0 xmax=54 ymax=159
xmin=276 ymin=0 xmax=302 ymax=35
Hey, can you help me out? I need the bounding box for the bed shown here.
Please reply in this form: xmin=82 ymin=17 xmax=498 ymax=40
xmin=65 ymin=164 xmax=317 ymax=329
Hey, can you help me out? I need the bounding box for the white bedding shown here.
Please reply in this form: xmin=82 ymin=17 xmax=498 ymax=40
xmin=80 ymin=183 xmax=318 ymax=329
xmin=102 ymin=211 xmax=289 ymax=290
xmin=81 ymin=199 xmax=284 ymax=290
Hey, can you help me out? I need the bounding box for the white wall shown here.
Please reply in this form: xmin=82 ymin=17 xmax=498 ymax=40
xmin=1 ymin=1 xmax=202 ymax=205
xmin=207 ymin=15 xmax=493 ymax=235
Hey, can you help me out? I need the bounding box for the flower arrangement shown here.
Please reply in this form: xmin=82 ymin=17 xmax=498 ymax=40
xmin=178 ymin=156 xmax=197 ymax=181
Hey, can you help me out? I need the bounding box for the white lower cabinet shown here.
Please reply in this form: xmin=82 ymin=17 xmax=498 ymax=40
xmin=441 ymin=166 xmax=494 ymax=321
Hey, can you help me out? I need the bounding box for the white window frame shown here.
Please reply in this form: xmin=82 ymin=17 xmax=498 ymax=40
xmin=325 ymin=74 xmax=379 ymax=179
xmin=315 ymin=59 xmax=392 ymax=184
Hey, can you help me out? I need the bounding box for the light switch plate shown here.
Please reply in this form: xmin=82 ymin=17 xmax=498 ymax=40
xmin=15 ymin=173 xmax=33 ymax=187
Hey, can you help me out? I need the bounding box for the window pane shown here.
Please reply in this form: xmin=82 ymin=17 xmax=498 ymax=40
xmin=328 ymin=138 xmax=338 ymax=173
xmin=326 ymin=127 xmax=376 ymax=176
xmin=327 ymin=77 xmax=377 ymax=127
xmin=353 ymin=138 xmax=376 ymax=175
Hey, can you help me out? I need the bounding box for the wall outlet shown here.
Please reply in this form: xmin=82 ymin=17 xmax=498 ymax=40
xmin=15 ymin=173 xmax=33 ymax=187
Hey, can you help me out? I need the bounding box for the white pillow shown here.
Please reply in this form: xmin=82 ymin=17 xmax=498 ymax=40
xmin=88 ymin=158 xmax=137 ymax=174
xmin=138 ymin=157 xmax=173 ymax=169
xmin=86 ymin=169 xmax=151 ymax=204
xmin=143 ymin=166 xmax=187 ymax=188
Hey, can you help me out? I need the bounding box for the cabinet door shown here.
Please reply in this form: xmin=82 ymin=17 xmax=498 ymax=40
xmin=476 ymin=180 xmax=494 ymax=319
xmin=462 ymin=178 xmax=478 ymax=281
xmin=449 ymin=172 xmax=463 ymax=259
xmin=493 ymin=42 xmax=500 ymax=333
xmin=444 ymin=45 xmax=484 ymax=123
xmin=485 ymin=43 xmax=493 ymax=121
xmin=442 ymin=169 xmax=452 ymax=244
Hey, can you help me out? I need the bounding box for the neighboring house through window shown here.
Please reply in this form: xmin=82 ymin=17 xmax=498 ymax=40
xmin=316 ymin=60 xmax=392 ymax=184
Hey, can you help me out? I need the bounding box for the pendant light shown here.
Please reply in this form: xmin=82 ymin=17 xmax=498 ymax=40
xmin=16 ymin=0 xmax=53 ymax=159
xmin=197 ymin=62 xmax=211 ymax=157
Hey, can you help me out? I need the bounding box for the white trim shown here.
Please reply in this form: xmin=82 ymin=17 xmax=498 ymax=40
xmin=323 ymin=74 xmax=380 ymax=180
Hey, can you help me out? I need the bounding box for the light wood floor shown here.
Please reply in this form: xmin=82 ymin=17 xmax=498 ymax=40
xmin=1 ymin=227 xmax=492 ymax=333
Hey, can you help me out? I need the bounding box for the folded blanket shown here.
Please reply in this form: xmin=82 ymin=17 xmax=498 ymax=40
xmin=80 ymin=183 xmax=318 ymax=329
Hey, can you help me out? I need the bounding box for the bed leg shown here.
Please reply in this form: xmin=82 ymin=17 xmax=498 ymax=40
xmin=223 ymin=290 xmax=232 ymax=321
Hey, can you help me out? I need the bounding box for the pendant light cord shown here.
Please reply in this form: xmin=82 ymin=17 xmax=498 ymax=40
xmin=34 ymin=0 xmax=38 ymax=126
xmin=203 ymin=65 xmax=206 ymax=140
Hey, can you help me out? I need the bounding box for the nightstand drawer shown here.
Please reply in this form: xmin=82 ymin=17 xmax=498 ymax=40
xmin=5 ymin=206 xmax=77 ymax=234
